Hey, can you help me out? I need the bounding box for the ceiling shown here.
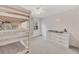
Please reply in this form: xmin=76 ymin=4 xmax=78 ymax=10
xmin=20 ymin=5 xmax=79 ymax=18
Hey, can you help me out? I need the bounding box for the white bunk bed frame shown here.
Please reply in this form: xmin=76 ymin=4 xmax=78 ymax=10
xmin=0 ymin=5 xmax=31 ymax=54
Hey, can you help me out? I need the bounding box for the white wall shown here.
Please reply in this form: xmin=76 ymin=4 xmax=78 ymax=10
xmin=41 ymin=19 xmax=48 ymax=40
xmin=42 ymin=7 xmax=79 ymax=48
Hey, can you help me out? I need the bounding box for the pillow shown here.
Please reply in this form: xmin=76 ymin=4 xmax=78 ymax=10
xmin=0 ymin=21 xmax=2 ymax=30
xmin=1 ymin=23 xmax=13 ymax=30
xmin=18 ymin=21 xmax=28 ymax=30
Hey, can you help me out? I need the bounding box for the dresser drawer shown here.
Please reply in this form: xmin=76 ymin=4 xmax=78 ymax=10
xmin=47 ymin=32 xmax=70 ymax=48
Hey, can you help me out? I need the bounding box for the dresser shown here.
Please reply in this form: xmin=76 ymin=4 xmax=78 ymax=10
xmin=47 ymin=31 xmax=70 ymax=48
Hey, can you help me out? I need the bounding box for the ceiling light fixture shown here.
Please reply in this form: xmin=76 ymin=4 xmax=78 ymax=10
xmin=36 ymin=6 xmax=43 ymax=15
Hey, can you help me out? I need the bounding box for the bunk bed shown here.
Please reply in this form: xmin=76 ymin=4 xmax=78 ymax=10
xmin=0 ymin=5 xmax=31 ymax=54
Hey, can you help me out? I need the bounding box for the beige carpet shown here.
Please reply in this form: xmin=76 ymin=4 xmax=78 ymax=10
xmin=0 ymin=42 xmax=26 ymax=54
xmin=29 ymin=36 xmax=78 ymax=54
xmin=0 ymin=36 xmax=78 ymax=54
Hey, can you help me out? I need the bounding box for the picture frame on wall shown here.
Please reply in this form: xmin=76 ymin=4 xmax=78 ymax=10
xmin=34 ymin=21 xmax=38 ymax=30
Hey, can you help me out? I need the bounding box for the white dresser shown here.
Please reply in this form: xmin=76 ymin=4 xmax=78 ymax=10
xmin=47 ymin=31 xmax=70 ymax=48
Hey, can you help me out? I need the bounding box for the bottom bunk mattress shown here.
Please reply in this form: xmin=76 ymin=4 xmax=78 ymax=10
xmin=0 ymin=29 xmax=29 ymax=46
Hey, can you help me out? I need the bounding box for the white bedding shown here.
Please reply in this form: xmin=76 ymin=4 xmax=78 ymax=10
xmin=0 ymin=29 xmax=29 ymax=46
